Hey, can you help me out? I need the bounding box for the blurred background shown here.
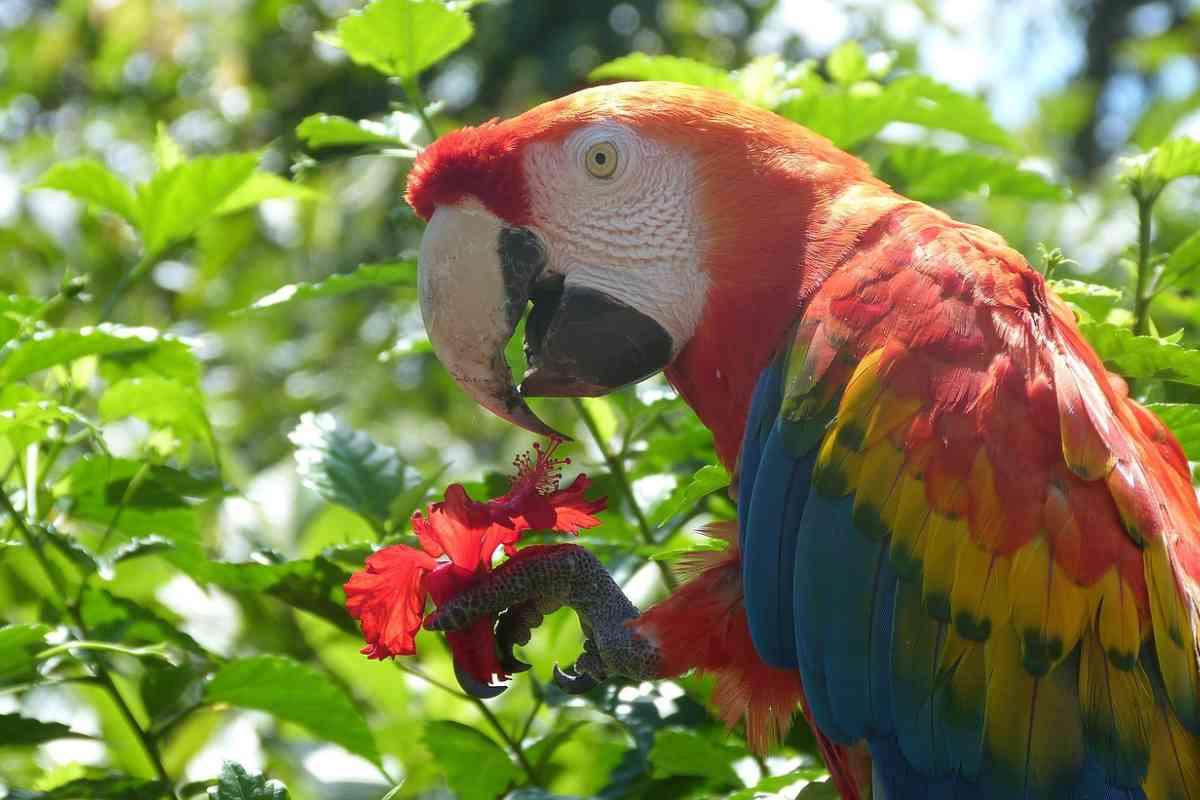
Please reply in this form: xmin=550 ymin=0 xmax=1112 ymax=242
xmin=1 ymin=0 xmax=1200 ymax=798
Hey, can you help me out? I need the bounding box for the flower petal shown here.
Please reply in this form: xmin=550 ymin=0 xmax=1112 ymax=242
xmin=425 ymin=562 xmax=509 ymax=684
xmin=505 ymin=474 xmax=606 ymax=535
xmin=415 ymin=484 xmax=495 ymax=569
xmin=344 ymin=544 xmax=437 ymax=660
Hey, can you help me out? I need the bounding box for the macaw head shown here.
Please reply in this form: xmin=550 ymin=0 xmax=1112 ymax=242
xmin=407 ymin=81 xmax=890 ymax=460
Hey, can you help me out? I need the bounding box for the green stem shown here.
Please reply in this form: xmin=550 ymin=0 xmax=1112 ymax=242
xmin=0 ymin=490 xmax=177 ymax=798
xmin=397 ymin=663 xmax=540 ymax=786
xmin=404 ymin=78 xmax=438 ymax=143
xmin=100 ymin=254 xmax=156 ymax=323
xmin=1133 ymin=194 xmax=1156 ymax=336
xmin=572 ymin=398 xmax=677 ymax=591
xmin=37 ymin=640 xmax=171 ymax=662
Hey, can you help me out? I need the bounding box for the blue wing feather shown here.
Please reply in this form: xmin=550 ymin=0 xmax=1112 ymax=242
xmin=736 ymin=358 xmax=1158 ymax=799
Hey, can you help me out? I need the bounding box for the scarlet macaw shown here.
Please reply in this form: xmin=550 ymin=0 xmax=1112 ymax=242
xmin=407 ymin=81 xmax=1200 ymax=799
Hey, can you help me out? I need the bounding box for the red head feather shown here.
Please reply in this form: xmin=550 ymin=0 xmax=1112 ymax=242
xmin=406 ymin=120 xmax=533 ymax=225
xmin=405 ymin=82 xmax=903 ymax=467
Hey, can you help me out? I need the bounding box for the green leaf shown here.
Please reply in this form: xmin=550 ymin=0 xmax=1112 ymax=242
xmin=885 ymin=75 xmax=1013 ymax=148
xmin=136 ymin=152 xmax=258 ymax=258
xmin=649 ymin=464 xmax=731 ymax=526
xmin=1160 ymin=228 xmax=1200 ymax=291
xmin=0 ymin=713 xmax=92 ymax=747
xmin=0 ymin=294 xmax=41 ymax=346
xmin=0 ymin=384 xmax=95 ymax=450
xmin=1047 ymin=279 xmax=1123 ymax=320
xmin=204 ymin=655 xmax=379 ymax=765
xmin=99 ymin=376 xmax=214 ymax=451
xmin=153 ymin=122 xmax=185 ymax=170
xmin=4 ymin=776 xmax=170 ymax=799
xmin=589 ymin=54 xmax=738 ymax=94
xmin=54 ymin=456 xmax=201 ymax=547
xmin=422 ymin=720 xmax=520 ymax=800
xmin=324 ymin=0 xmax=473 ymax=81
xmin=1079 ymin=321 xmax=1200 ymax=386
xmin=215 ymin=761 xmax=291 ymax=800
xmin=0 ymin=323 xmax=197 ymax=384
xmin=1148 ymin=137 xmax=1200 ymax=183
xmin=214 ymin=172 xmax=322 ymax=216
xmin=647 ymin=728 xmax=741 ymax=787
xmin=884 ymin=145 xmax=1067 ymax=203
xmin=827 ymin=41 xmax=869 ymax=86
xmin=779 ymin=75 xmax=1013 ymax=150
xmin=0 ymin=623 xmax=49 ymax=687
xmin=289 ymin=412 xmax=420 ymax=525
xmin=724 ymin=770 xmax=830 ymax=800
xmin=141 ymin=662 xmax=206 ymax=725
xmin=78 ymin=587 xmax=208 ymax=657
xmin=296 ymin=113 xmax=413 ymax=150
xmin=246 ymin=262 xmax=415 ymax=311
xmin=177 ymin=553 xmax=354 ymax=634
xmin=1147 ymin=403 xmax=1200 ymax=461
xmin=33 ymin=159 xmax=138 ymax=224
xmin=795 ymin=780 xmax=843 ymax=799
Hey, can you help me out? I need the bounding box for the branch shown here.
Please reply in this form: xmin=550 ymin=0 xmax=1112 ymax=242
xmin=573 ymin=398 xmax=678 ymax=591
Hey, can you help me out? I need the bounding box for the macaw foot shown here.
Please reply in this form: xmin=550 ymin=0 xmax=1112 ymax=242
xmin=424 ymin=543 xmax=662 ymax=697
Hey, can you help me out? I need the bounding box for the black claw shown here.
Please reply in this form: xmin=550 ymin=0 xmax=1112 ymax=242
xmin=499 ymin=648 xmax=533 ymax=674
xmin=454 ymin=659 xmax=507 ymax=699
xmin=552 ymin=663 xmax=599 ymax=695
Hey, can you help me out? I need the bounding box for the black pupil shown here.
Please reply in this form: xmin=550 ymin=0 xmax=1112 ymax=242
xmin=594 ymin=151 xmax=607 ymax=165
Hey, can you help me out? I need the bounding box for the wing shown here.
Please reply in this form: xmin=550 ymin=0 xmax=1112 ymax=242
xmin=738 ymin=204 xmax=1200 ymax=799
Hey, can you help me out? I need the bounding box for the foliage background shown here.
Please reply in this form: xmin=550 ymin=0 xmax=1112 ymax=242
xmin=1 ymin=0 xmax=1200 ymax=798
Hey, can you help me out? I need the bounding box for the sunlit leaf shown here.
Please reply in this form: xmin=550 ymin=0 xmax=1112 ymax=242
xmin=4 ymin=776 xmax=170 ymax=799
xmin=99 ymin=376 xmax=214 ymax=452
xmin=0 ymin=624 xmax=49 ymax=688
xmin=79 ymin=587 xmax=208 ymax=657
xmin=215 ymin=761 xmax=291 ymax=800
xmin=1160 ymin=228 xmax=1200 ymax=291
xmin=214 ymin=172 xmax=322 ymax=216
xmin=33 ymin=160 xmax=138 ymax=224
xmin=0 ymin=713 xmax=93 ymax=746
xmin=205 ymin=655 xmax=380 ymax=764
xmin=323 ymin=0 xmax=473 ymax=81
xmin=0 ymin=384 xmax=96 ymax=450
xmin=153 ymin=122 xmax=185 ymax=170
xmin=648 ymin=728 xmax=741 ymax=787
xmin=590 ymin=54 xmax=738 ymax=94
xmin=54 ymin=456 xmax=200 ymax=547
xmin=289 ymin=412 xmax=421 ymax=525
xmin=172 ymin=552 xmax=354 ymax=634
xmin=778 ymin=74 xmax=1013 ymax=150
xmin=246 ymin=262 xmax=415 ymax=311
xmin=296 ymin=113 xmax=414 ymax=150
xmin=1148 ymin=136 xmax=1200 ymax=183
xmin=0 ymin=324 xmax=196 ymax=384
xmin=884 ymin=145 xmax=1067 ymax=203
xmin=0 ymin=294 xmax=40 ymax=346
xmin=826 ymin=41 xmax=868 ymax=86
xmin=1079 ymin=321 xmax=1200 ymax=385
xmin=422 ymin=720 xmax=520 ymax=800
xmin=885 ymin=75 xmax=1013 ymax=147
xmin=649 ymin=464 xmax=730 ymax=526
xmin=1148 ymin=403 xmax=1200 ymax=461
xmin=136 ymin=153 xmax=258 ymax=258
xmin=1047 ymin=279 xmax=1123 ymax=320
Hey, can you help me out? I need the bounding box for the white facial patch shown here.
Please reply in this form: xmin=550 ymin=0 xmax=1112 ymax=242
xmin=522 ymin=122 xmax=708 ymax=355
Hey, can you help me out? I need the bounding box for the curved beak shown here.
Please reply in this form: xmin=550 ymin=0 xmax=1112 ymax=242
xmin=418 ymin=204 xmax=673 ymax=434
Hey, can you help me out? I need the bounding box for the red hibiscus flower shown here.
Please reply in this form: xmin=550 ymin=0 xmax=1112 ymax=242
xmin=344 ymin=440 xmax=606 ymax=688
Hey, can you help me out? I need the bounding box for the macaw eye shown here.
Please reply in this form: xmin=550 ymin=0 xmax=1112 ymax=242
xmin=584 ymin=141 xmax=618 ymax=178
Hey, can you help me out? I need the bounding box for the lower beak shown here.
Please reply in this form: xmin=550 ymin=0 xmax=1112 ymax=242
xmin=418 ymin=205 xmax=673 ymax=434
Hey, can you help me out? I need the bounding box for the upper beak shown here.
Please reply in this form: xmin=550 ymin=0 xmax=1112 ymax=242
xmin=418 ymin=204 xmax=673 ymax=435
